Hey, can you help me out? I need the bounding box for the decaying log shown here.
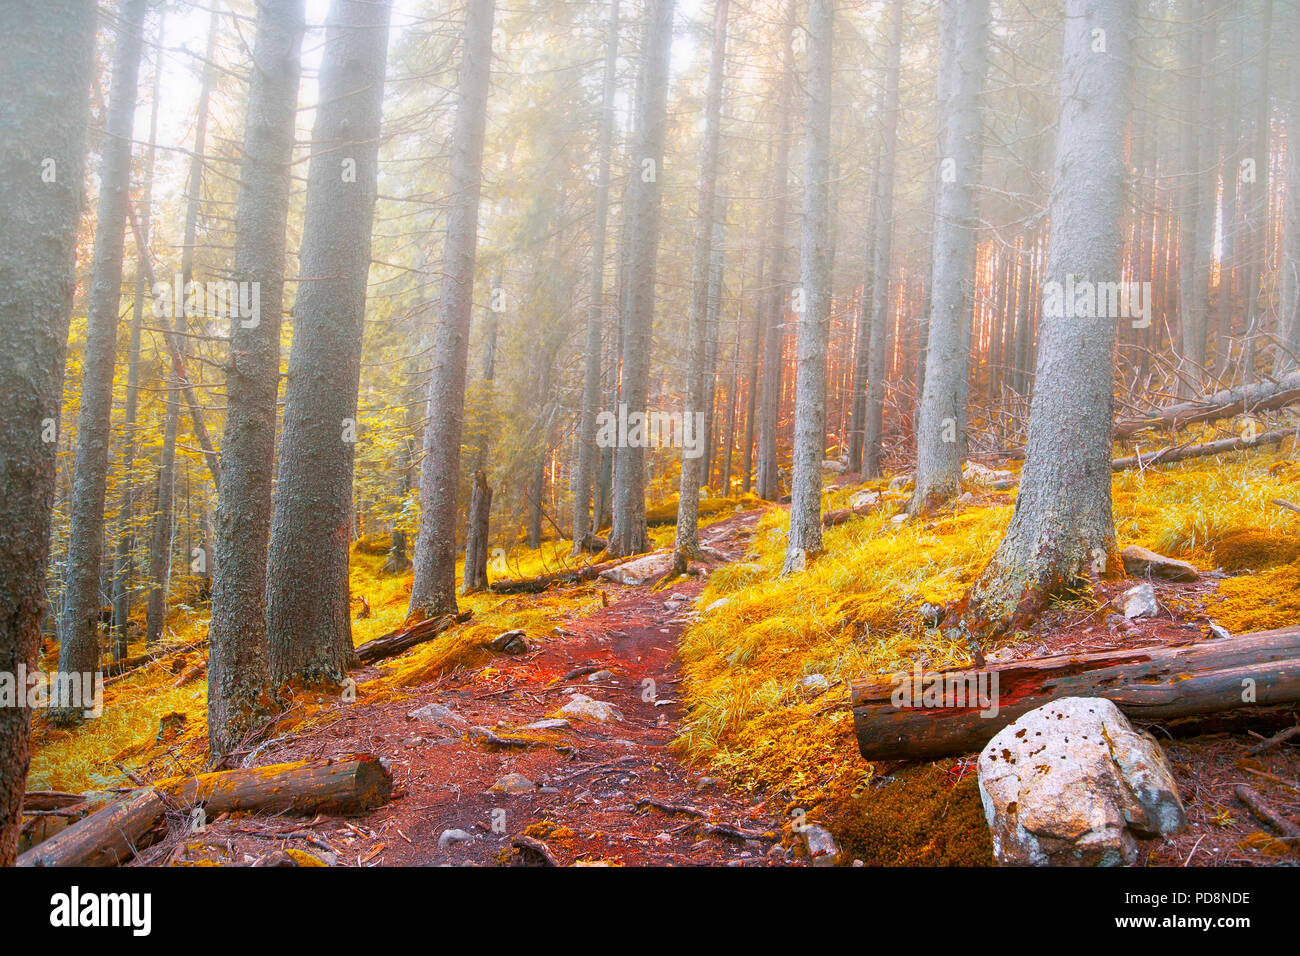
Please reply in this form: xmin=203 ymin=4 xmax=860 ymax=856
xmin=1114 ymin=371 xmax=1300 ymax=439
xmin=823 ymin=500 xmax=878 ymax=527
xmin=18 ymin=755 xmax=393 ymax=867
xmin=850 ymin=626 xmax=1300 ymax=761
xmin=1111 ymin=429 xmax=1293 ymax=471
xmin=351 ymin=610 xmax=472 ymax=666
xmin=488 ymin=555 xmax=637 ymax=595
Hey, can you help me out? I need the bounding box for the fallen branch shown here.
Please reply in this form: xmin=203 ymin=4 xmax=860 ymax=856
xmin=1114 ymin=371 xmax=1300 ymax=439
xmin=511 ymin=834 xmax=558 ymax=865
xmin=1111 ymin=429 xmax=1293 ymax=471
xmin=18 ymin=755 xmax=393 ymax=867
xmin=351 ymin=610 xmax=472 ymax=667
xmin=1247 ymin=722 xmax=1300 ymax=754
xmin=1234 ymin=784 xmax=1300 ymax=840
xmin=850 ymin=625 xmax=1300 ymax=761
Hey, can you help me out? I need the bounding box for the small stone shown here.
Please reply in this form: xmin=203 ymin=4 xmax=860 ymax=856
xmin=919 ymin=602 xmax=945 ymax=626
xmin=801 ymin=825 xmax=840 ymax=866
xmin=799 ymin=673 xmax=831 ymax=693
xmin=557 ymin=693 xmax=624 ymax=723
xmin=491 ymin=772 xmax=535 ymax=795
xmin=488 ymin=630 xmax=530 ymax=654
xmin=438 ymin=829 xmax=474 ymax=849
xmin=523 ymin=718 xmax=570 ymax=731
xmin=587 ymin=669 xmax=615 ymax=682
xmin=888 ymin=474 xmax=913 ymax=491
xmin=850 ymin=490 xmax=881 ymax=509
xmin=890 ymin=513 xmax=908 ymax=524
xmin=1208 ymin=621 xmax=1231 ymax=640
xmin=654 ymin=832 xmax=673 ymax=845
xmin=408 ymin=702 xmax=468 ymax=729
xmin=1121 ymin=545 xmax=1200 ymax=582
xmin=1117 ymin=582 xmax=1159 ymax=619
xmin=705 ymin=598 xmax=730 ymax=613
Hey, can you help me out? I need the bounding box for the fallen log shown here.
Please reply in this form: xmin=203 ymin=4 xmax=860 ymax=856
xmin=1114 ymin=371 xmax=1300 ymax=439
xmin=18 ymin=755 xmax=393 ymax=867
xmin=351 ymin=610 xmax=472 ymax=666
xmin=823 ymin=500 xmax=878 ymax=527
xmin=850 ymin=625 xmax=1300 ymax=762
xmin=1111 ymin=429 xmax=1294 ymax=471
xmin=1234 ymin=784 xmax=1300 ymax=840
xmin=488 ymin=555 xmax=637 ymax=595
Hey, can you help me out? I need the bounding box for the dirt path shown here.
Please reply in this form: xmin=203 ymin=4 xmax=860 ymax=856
xmin=187 ymin=508 xmax=798 ymax=867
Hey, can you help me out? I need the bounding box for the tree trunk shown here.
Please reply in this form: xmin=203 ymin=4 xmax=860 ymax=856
xmin=675 ymin=0 xmax=729 ymax=562
xmin=207 ymin=0 xmax=305 ymax=757
xmin=862 ymin=0 xmax=906 ymax=479
xmin=113 ymin=10 xmax=168 ymax=661
xmin=267 ymin=0 xmax=392 ymax=688
xmin=1274 ymin=0 xmax=1300 ymax=368
xmin=607 ymin=0 xmax=676 ymax=557
xmin=409 ymin=0 xmax=495 ymax=614
xmin=783 ymin=0 xmax=833 ymax=573
xmin=0 ymin=0 xmax=96 ymax=870
xmin=911 ymin=0 xmax=987 ymax=512
xmin=952 ymin=0 xmax=1134 ymax=646
xmin=463 ymin=471 xmax=492 ymax=593
xmin=143 ymin=9 xmax=218 ymax=648
xmin=1176 ymin=0 xmax=1214 ymax=396
xmin=755 ymin=4 xmax=795 ymax=503
xmin=53 ymin=0 xmax=148 ymax=725
xmin=571 ymin=0 xmax=620 ymax=556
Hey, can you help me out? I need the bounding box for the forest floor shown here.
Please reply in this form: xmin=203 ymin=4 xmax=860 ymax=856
xmin=130 ymin=507 xmax=808 ymax=867
xmin=25 ymin=441 xmax=1300 ymax=867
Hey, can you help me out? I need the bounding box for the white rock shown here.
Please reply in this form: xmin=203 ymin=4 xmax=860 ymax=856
xmin=408 ymin=702 xmax=468 ymax=729
xmin=523 ymin=718 xmax=570 ymax=731
xmin=962 ymin=460 xmax=1015 ymax=487
xmin=888 ymin=474 xmax=913 ymax=491
xmin=822 ymin=459 xmax=847 ymax=474
xmin=1117 ymin=582 xmax=1159 ymax=619
xmin=849 ymin=490 xmax=881 ymax=509
xmin=598 ymin=551 xmax=675 ymax=586
xmin=977 ymin=697 xmax=1185 ymax=866
xmin=558 ymin=693 xmax=624 ymax=723
xmin=800 ymin=673 xmax=831 ymax=693
xmin=438 ymin=829 xmax=475 ymax=849
xmin=704 ymin=598 xmax=730 ymax=613
xmin=587 ymin=669 xmax=615 ymax=682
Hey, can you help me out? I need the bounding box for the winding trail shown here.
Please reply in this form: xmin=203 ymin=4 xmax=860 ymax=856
xmin=256 ymin=507 xmax=797 ymax=866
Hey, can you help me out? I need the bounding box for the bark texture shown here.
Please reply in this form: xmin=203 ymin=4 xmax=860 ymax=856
xmin=861 ymin=0 xmax=906 ymax=479
xmin=783 ymin=0 xmax=833 ymax=573
xmin=208 ymin=0 xmax=305 ymax=756
xmin=54 ymin=0 xmax=149 ymax=724
xmin=912 ymin=0 xmax=987 ymax=512
xmin=267 ymin=0 xmax=392 ymax=687
xmin=607 ymin=0 xmax=676 ymax=557
xmin=0 ymin=0 xmax=96 ymax=869
xmin=675 ymin=0 xmax=729 ymax=562
xmin=571 ymin=0 xmax=620 ymax=555
xmin=409 ymin=0 xmax=496 ymax=614
xmin=953 ymin=0 xmax=1134 ymax=646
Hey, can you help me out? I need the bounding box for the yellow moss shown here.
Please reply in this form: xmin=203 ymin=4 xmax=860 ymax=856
xmin=1211 ymin=529 xmax=1300 ymax=572
xmin=284 ymin=848 xmax=328 ymax=867
xmin=1209 ymin=561 xmax=1300 ymax=633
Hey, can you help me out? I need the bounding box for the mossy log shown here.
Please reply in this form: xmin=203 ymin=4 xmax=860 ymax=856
xmin=851 ymin=626 xmax=1300 ymax=761
xmin=352 ymin=610 xmax=472 ymax=666
xmin=17 ymin=755 xmax=393 ymax=867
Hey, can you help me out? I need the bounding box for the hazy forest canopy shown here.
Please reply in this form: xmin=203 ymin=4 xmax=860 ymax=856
xmin=1 ymin=0 xmax=1300 ymax=880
